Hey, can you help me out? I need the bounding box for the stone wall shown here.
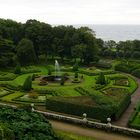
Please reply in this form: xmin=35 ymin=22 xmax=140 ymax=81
xmin=36 ymin=110 xmax=140 ymax=138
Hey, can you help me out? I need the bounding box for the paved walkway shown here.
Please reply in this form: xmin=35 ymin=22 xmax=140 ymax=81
xmin=113 ymin=76 xmax=140 ymax=127
xmin=50 ymin=120 xmax=139 ymax=140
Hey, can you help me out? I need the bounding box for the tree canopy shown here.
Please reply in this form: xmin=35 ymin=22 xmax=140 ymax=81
xmin=0 ymin=18 xmax=140 ymax=67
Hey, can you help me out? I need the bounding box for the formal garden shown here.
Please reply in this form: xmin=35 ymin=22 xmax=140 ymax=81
xmin=1 ymin=19 xmax=140 ymax=139
xmin=0 ymin=60 xmax=138 ymax=123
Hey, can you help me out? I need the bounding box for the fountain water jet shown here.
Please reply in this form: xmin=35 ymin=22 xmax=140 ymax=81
xmin=39 ymin=60 xmax=68 ymax=84
xmin=55 ymin=60 xmax=61 ymax=81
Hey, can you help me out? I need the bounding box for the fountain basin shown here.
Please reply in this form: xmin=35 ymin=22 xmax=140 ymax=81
xmin=41 ymin=75 xmax=68 ymax=82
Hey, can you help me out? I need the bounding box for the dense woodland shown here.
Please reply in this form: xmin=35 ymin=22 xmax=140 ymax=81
xmin=0 ymin=18 xmax=140 ymax=68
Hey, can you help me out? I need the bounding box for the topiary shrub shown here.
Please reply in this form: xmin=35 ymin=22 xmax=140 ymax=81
xmin=14 ymin=64 xmax=21 ymax=74
xmin=96 ymin=72 xmax=106 ymax=85
xmin=74 ymin=72 xmax=78 ymax=78
xmin=32 ymin=74 xmax=36 ymax=81
xmin=72 ymin=62 xmax=79 ymax=72
xmin=60 ymin=76 xmax=65 ymax=85
xmin=22 ymin=76 xmax=32 ymax=91
xmin=48 ymin=68 xmax=52 ymax=75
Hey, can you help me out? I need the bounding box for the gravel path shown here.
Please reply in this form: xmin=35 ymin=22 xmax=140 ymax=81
xmin=113 ymin=76 xmax=140 ymax=127
xmin=50 ymin=120 xmax=139 ymax=140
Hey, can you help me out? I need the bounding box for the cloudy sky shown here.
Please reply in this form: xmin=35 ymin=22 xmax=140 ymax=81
xmin=0 ymin=0 xmax=140 ymax=24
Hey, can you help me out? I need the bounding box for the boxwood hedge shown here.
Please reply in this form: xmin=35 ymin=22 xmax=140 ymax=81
xmin=46 ymin=96 xmax=116 ymax=122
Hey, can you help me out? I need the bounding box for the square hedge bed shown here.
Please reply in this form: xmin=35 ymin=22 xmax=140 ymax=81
xmin=46 ymin=87 xmax=131 ymax=122
xmin=128 ymin=101 xmax=140 ymax=129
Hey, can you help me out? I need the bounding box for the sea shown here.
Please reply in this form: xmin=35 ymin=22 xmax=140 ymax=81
xmin=73 ymin=24 xmax=140 ymax=42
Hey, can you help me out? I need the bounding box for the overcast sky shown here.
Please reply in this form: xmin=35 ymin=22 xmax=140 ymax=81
xmin=0 ymin=0 xmax=140 ymax=25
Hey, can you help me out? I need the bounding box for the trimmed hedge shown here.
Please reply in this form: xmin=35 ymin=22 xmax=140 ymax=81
xmin=115 ymin=63 xmax=131 ymax=73
xmin=21 ymin=66 xmax=41 ymax=74
xmin=35 ymin=89 xmax=58 ymax=96
xmin=128 ymin=101 xmax=140 ymax=129
xmin=115 ymin=93 xmax=131 ymax=120
xmin=46 ymin=96 xmax=116 ymax=122
xmin=0 ymin=83 xmax=22 ymax=90
xmin=128 ymin=111 xmax=138 ymax=125
xmin=46 ymin=86 xmax=131 ymax=122
xmin=94 ymin=61 xmax=112 ymax=69
xmin=78 ymin=69 xmax=116 ymax=76
xmin=131 ymin=69 xmax=140 ymax=78
xmin=0 ymin=72 xmax=17 ymax=81
xmin=115 ymin=62 xmax=140 ymax=78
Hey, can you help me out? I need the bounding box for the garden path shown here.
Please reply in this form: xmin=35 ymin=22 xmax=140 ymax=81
xmin=113 ymin=76 xmax=140 ymax=127
xmin=50 ymin=120 xmax=139 ymax=140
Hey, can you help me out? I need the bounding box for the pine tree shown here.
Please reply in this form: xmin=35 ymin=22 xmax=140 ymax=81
xmin=23 ymin=76 xmax=32 ymax=91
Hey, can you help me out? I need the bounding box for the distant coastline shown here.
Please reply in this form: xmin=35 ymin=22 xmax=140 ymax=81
xmin=73 ymin=24 xmax=140 ymax=42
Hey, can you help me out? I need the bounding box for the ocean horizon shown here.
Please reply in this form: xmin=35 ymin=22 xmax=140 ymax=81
xmin=73 ymin=24 xmax=140 ymax=42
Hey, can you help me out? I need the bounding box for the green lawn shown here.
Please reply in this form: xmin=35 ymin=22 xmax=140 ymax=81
xmin=1 ymin=92 xmax=24 ymax=102
xmin=56 ymin=131 xmax=96 ymax=140
xmin=132 ymin=112 xmax=140 ymax=124
xmin=0 ymin=65 xmax=138 ymax=109
xmin=128 ymin=102 xmax=140 ymax=129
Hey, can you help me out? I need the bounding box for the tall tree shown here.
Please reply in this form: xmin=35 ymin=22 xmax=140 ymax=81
xmin=16 ymin=38 xmax=37 ymax=65
xmin=0 ymin=37 xmax=15 ymax=67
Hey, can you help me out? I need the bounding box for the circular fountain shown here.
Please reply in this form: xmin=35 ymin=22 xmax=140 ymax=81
xmin=39 ymin=60 xmax=68 ymax=85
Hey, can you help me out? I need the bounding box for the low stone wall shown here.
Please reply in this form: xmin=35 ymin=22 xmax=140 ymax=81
xmin=36 ymin=110 xmax=140 ymax=138
xmin=0 ymin=102 xmax=139 ymax=138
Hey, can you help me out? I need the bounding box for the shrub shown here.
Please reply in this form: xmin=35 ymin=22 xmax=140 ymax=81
xmin=39 ymin=80 xmax=48 ymax=86
xmin=14 ymin=64 xmax=21 ymax=74
xmin=114 ymin=78 xmax=129 ymax=86
xmin=0 ymin=106 xmax=58 ymax=140
xmin=94 ymin=61 xmax=112 ymax=69
xmin=48 ymin=68 xmax=52 ymax=75
xmin=17 ymin=104 xmax=33 ymax=112
xmin=22 ymin=76 xmax=32 ymax=91
xmin=72 ymin=62 xmax=79 ymax=71
xmin=115 ymin=62 xmax=140 ymax=74
xmin=32 ymin=74 xmax=36 ymax=81
xmin=115 ymin=63 xmax=131 ymax=73
xmin=0 ymin=123 xmax=15 ymax=140
xmin=74 ymin=72 xmax=78 ymax=78
xmin=115 ymin=94 xmax=131 ymax=120
xmin=21 ymin=66 xmax=41 ymax=74
xmin=132 ymin=69 xmax=140 ymax=78
xmin=94 ymin=84 xmax=106 ymax=90
xmin=60 ymin=76 xmax=65 ymax=85
xmin=96 ymin=72 xmax=106 ymax=85
xmin=72 ymin=78 xmax=81 ymax=83
xmin=28 ymin=92 xmax=38 ymax=99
